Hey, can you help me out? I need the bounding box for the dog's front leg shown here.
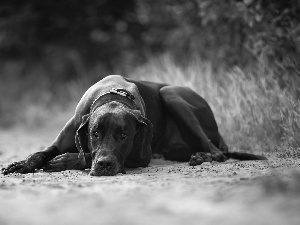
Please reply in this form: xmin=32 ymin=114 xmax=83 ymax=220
xmin=2 ymin=116 xmax=79 ymax=175
xmin=43 ymin=152 xmax=92 ymax=172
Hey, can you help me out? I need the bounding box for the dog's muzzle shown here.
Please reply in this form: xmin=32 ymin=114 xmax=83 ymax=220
xmin=90 ymin=155 xmax=119 ymax=176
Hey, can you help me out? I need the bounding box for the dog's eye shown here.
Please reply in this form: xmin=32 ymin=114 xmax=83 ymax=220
xmin=120 ymin=133 xmax=127 ymax=140
xmin=92 ymin=131 xmax=99 ymax=138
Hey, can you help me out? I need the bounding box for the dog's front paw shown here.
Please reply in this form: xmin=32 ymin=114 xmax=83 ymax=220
xmin=1 ymin=152 xmax=45 ymax=175
xmin=1 ymin=161 xmax=26 ymax=175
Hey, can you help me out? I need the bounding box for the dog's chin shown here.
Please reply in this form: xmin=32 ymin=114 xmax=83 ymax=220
xmin=89 ymin=170 xmax=117 ymax=176
xmin=89 ymin=163 xmax=121 ymax=176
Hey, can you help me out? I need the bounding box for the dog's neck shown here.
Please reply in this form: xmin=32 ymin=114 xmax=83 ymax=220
xmin=90 ymin=88 xmax=138 ymax=113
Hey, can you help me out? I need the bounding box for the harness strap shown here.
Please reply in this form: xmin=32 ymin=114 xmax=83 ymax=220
xmin=90 ymin=88 xmax=138 ymax=112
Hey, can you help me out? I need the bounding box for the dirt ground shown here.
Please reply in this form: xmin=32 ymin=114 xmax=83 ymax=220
xmin=1 ymin=126 xmax=300 ymax=225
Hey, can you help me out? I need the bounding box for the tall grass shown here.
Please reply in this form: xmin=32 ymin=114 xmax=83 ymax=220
xmin=130 ymin=54 xmax=300 ymax=157
xmin=1 ymin=54 xmax=300 ymax=157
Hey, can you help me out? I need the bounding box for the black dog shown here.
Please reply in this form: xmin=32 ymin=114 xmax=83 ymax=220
xmin=2 ymin=75 xmax=266 ymax=176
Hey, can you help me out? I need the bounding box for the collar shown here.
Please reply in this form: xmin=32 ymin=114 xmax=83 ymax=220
xmin=90 ymin=88 xmax=138 ymax=112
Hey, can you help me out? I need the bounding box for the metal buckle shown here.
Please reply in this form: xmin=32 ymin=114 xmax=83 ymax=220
xmin=110 ymin=88 xmax=135 ymax=100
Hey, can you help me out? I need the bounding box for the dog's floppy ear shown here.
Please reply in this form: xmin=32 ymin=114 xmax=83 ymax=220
xmin=75 ymin=113 xmax=91 ymax=154
xmin=126 ymin=110 xmax=153 ymax=167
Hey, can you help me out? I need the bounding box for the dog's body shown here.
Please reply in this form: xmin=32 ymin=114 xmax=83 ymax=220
xmin=2 ymin=75 xmax=266 ymax=176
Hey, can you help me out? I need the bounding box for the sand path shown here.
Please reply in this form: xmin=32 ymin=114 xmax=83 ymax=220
xmin=1 ymin=127 xmax=300 ymax=225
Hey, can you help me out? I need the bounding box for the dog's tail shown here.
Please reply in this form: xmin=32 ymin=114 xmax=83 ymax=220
xmin=225 ymin=152 xmax=267 ymax=161
xmin=218 ymin=134 xmax=267 ymax=161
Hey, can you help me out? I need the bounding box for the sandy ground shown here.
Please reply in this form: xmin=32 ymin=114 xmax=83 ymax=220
xmin=1 ymin=126 xmax=300 ymax=225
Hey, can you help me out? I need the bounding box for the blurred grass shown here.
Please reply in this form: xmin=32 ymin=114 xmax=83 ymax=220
xmin=1 ymin=54 xmax=300 ymax=157
xmin=0 ymin=60 xmax=92 ymax=128
xmin=130 ymin=54 xmax=300 ymax=157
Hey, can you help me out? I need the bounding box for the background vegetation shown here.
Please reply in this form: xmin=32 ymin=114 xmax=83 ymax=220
xmin=1 ymin=0 xmax=300 ymax=156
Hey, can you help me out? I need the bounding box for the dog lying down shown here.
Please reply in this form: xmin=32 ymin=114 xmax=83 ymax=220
xmin=1 ymin=75 xmax=266 ymax=176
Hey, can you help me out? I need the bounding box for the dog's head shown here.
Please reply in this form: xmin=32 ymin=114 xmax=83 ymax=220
xmin=76 ymin=101 xmax=152 ymax=176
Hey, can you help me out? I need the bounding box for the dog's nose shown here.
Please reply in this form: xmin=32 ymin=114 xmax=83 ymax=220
xmin=97 ymin=158 xmax=113 ymax=169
